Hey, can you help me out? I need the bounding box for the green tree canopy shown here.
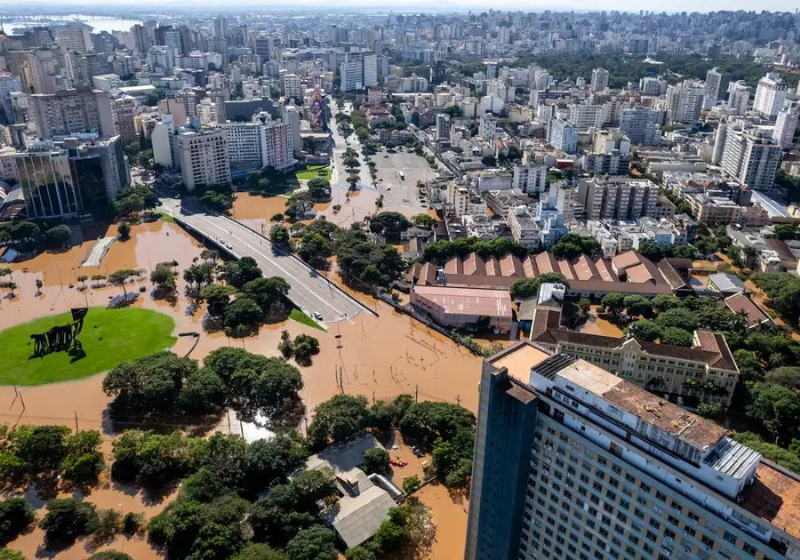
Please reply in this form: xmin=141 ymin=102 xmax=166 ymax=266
xmin=40 ymin=499 xmax=98 ymax=547
xmin=660 ymin=327 xmax=694 ymax=347
xmin=308 ymin=395 xmax=371 ymax=449
xmin=200 ymin=284 xmax=237 ymax=317
xmin=0 ymin=498 xmax=35 ymax=546
xmin=222 ymin=257 xmax=262 ymax=289
xmin=510 ymin=273 xmax=568 ymax=300
xmin=655 ymin=307 xmax=699 ymax=332
xmin=746 ymin=383 xmax=800 ymax=437
xmin=629 ymin=320 xmax=661 ymax=342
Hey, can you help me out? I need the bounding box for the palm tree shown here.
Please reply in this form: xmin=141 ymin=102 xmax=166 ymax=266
xmin=77 ymin=275 xmax=88 ymax=289
xmin=35 ymin=279 xmax=43 ymax=295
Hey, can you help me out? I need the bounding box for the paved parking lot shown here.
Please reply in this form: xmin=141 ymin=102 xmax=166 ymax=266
xmin=373 ymin=149 xmax=440 ymax=215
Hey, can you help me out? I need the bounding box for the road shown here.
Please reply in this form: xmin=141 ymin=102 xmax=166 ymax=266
xmin=330 ymin=102 xmax=372 ymax=191
xmin=160 ymin=195 xmax=368 ymax=324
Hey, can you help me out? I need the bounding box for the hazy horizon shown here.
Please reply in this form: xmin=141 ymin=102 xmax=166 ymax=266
xmin=0 ymin=0 xmax=797 ymax=15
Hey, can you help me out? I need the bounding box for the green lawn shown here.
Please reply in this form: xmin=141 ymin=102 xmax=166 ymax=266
xmin=295 ymin=165 xmax=331 ymax=182
xmin=289 ymin=308 xmax=326 ymax=331
xmin=0 ymin=307 xmax=177 ymax=386
xmin=159 ymin=212 xmax=176 ymax=223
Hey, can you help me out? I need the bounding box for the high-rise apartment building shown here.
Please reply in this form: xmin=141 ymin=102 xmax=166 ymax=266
xmin=362 ymin=53 xmax=378 ymax=88
xmin=577 ymin=176 xmax=659 ymax=220
xmin=665 ymin=81 xmax=704 ymax=124
xmin=282 ymin=73 xmax=303 ymax=99
xmin=466 ymin=342 xmax=800 ymax=560
xmin=727 ymin=81 xmax=752 ymax=115
xmin=111 ymin=95 xmax=137 ymax=144
xmin=19 ymin=49 xmax=63 ymax=95
xmin=774 ymin=102 xmax=799 ymax=150
xmin=214 ymin=118 xmax=294 ymax=172
xmin=151 ymin=114 xmax=176 ymax=169
xmin=721 ymin=127 xmax=782 ymax=193
xmin=512 ymin=163 xmax=548 ymax=194
xmin=548 ymin=118 xmax=578 ymax=154
xmin=620 ymin=106 xmax=659 ymax=145
xmin=339 ymin=52 xmax=377 ymax=92
xmin=176 ymin=126 xmax=231 ymax=190
xmin=703 ymin=67 xmax=731 ymax=108
xmin=55 ymin=24 xmax=93 ymax=54
xmin=29 ymin=88 xmax=116 ymax=139
xmin=479 ymin=113 xmax=497 ymax=140
xmin=639 ymin=76 xmax=666 ymax=96
xmin=568 ymin=104 xmax=603 ymax=129
xmin=753 ymin=73 xmax=788 ymax=119
xmin=339 ymin=60 xmax=363 ymax=92
xmin=590 ymin=68 xmax=609 ymax=92
xmin=436 ymin=113 xmax=451 ymax=142
xmin=281 ymin=105 xmax=302 ymax=156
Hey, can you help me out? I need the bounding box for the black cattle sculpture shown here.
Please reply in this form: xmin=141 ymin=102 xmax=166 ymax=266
xmin=30 ymin=308 xmax=88 ymax=357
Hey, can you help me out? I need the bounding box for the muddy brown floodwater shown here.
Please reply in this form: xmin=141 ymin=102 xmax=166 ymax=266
xmin=1 ymin=219 xmax=481 ymax=559
xmin=575 ymin=305 xmax=624 ymax=337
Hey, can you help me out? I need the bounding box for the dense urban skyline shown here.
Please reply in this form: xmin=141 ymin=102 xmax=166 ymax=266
xmin=1 ymin=3 xmax=800 ymax=560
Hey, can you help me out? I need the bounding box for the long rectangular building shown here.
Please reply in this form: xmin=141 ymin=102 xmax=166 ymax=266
xmin=409 ymin=250 xmax=673 ymax=298
xmin=528 ymin=307 xmax=739 ymax=407
xmin=466 ymin=343 xmax=800 ymax=560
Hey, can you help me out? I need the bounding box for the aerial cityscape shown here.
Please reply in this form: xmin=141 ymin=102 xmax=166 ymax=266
xmin=0 ymin=5 xmax=799 ymax=560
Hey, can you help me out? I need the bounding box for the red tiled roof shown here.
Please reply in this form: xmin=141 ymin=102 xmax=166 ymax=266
xmin=724 ymin=293 xmax=773 ymax=329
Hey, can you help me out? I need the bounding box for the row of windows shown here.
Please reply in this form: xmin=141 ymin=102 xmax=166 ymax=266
xmin=527 ymin=421 xmax=762 ymax=560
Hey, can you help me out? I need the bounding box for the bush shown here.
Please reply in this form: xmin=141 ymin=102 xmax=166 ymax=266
xmin=121 ymin=512 xmax=144 ymax=536
xmin=697 ymin=402 xmax=723 ymax=421
xmin=399 ymin=402 xmax=476 ymax=446
xmin=0 ymin=549 xmax=25 ymax=560
xmin=362 ymin=448 xmax=390 ymax=475
xmin=285 ymin=526 xmax=338 ymax=560
xmin=308 ymin=395 xmax=370 ymax=449
xmin=117 ymin=222 xmax=131 ymax=240
xmin=93 ymin=509 xmax=122 ymax=543
xmin=40 ymin=499 xmax=99 ymax=547
xmin=292 ymin=334 xmax=320 ymax=366
xmin=0 ymin=498 xmax=35 ymax=545
xmin=232 ymin=543 xmax=288 ymax=560
xmin=402 ymin=475 xmax=421 ymax=494
xmin=86 ymin=553 xmax=133 ymax=560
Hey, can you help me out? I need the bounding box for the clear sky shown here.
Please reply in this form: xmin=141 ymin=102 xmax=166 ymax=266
xmin=3 ymin=0 xmax=796 ymax=12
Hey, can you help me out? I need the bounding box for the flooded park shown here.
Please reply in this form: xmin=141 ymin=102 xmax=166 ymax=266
xmin=0 ymin=219 xmax=481 ymax=558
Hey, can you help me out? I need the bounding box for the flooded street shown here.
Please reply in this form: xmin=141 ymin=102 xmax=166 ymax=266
xmin=1 ymin=218 xmax=481 ymax=558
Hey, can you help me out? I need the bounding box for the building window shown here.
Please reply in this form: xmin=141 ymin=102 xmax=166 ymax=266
xmin=742 ymin=543 xmax=757 ymax=557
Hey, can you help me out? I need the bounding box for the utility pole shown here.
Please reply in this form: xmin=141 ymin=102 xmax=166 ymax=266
xmin=74 ymin=411 xmax=79 ymax=431
xmin=415 ymin=384 xmax=419 ymax=403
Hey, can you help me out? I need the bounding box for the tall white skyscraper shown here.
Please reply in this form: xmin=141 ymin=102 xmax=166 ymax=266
xmin=721 ymin=127 xmax=782 ymax=193
xmin=547 ymin=118 xmax=578 ymax=154
xmin=362 ymin=53 xmax=378 ymax=88
xmin=703 ymin=67 xmax=731 ymax=109
xmin=727 ymin=81 xmax=752 ymax=115
xmin=176 ymin=125 xmax=231 ymax=190
xmin=466 ymin=343 xmax=800 ymax=560
xmin=665 ymin=81 xmax=704 ymax=124
xmin=774 ymin=102 xmax=799 ymax=150
xmin=753 ymin=73 xmax=788 ymax=119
